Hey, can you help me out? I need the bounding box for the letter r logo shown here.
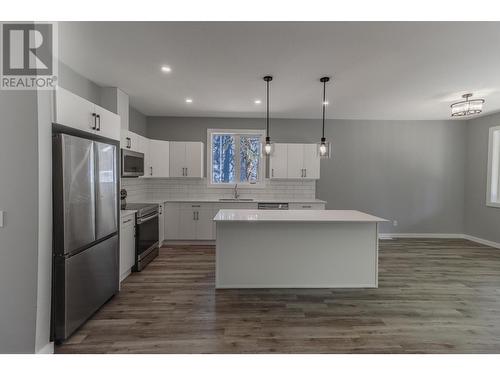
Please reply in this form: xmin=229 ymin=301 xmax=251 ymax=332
xmin=2 ymin=23 xmax=53 ymax=76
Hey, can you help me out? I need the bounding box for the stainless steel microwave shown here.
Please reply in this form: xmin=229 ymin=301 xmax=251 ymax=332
xmin=121 ymin=149 xmax=144 ymax=177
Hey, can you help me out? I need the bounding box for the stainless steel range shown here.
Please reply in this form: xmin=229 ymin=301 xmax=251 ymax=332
xmin=123 ymin=203 xmax=159 ymax=271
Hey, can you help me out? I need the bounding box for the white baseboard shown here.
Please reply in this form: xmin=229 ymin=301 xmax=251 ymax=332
xmin=163 ymin=240 xmax=215 ymax=246
xmin=379 ymin=233 xmax=500 ymax=249
xmin=462 ymin=234 xmax=500 ymax=249
xmin=36 ymin=341 xmax=54 ymax=354
xmin=379 ymin=233 xmax=462 ymax=239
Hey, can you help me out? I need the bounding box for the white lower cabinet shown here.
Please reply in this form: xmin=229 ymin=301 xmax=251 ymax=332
xmin=178 ymin=206 xmax=198 ymax=239
xmin=196 ymin=207 xmax=214 ymax=239
xmin=165 ymin=202 xmax=215 ymax=240
xmin=164 ymin=203 xmax=180 ymax=240
xmin=163 ymin=201 xmax=324 ymax=241
xmin=119 ymin=213 xmax=136 ymax=282
xmin=158 ymin=203 xmax=165 ymax=246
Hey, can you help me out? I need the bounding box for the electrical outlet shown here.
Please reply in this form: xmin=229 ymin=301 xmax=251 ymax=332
xmin=393 ymin=220 xmax=398 ymax=227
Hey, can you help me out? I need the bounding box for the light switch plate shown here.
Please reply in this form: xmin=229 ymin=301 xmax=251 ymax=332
xmin=0 ymin=211 xmax=4 ymax=228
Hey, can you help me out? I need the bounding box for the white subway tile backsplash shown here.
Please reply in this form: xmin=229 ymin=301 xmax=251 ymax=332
xmin=121 ymin=178 xmax=316 ymax=202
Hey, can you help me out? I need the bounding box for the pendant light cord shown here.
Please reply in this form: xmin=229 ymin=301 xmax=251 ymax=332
xmin=266 ymin=78 xmax=270 ymax=138
xmin=322 ymin=79 xmax=326 ymax=139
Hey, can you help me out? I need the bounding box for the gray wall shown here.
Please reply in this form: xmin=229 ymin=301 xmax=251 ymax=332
xmin=465 ymin=112 xmax=500 ymax=243
xmin=148 ymin=116 xmax=466 ymax=234
xmin=130 ymin=106 xmax=147 ymax=136
xmin=0 ymin=91 xmax=39 ymax=353
xmin=58 ymin=61 xmax=102 ymax=105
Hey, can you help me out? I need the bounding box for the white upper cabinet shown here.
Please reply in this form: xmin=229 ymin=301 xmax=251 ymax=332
xmin=147 ymin=139 xmax=170 ymax=178
xmin=54 ymin=86 xmax=96 ymax=133
xmin=94 ymin=105 xmax=120 ymax=140
xmin=302 ymin=143 xmax=320 ymax=179
xmin=269 ymin=143 xmax=288 ymax=179
xmin=169 ymin=141 xmax=204 ymax=178
xmin=286 ymin=144 xmax=305 ymax=179
xmin=271 ymin=143 xmax=320 ymax=180
xmin=185 ymin=142 xmax=204 ymax=178
xmin=54 ymin=86 xmax=120 ymax=140
xmin=169 ymin=141 xmax=186 ymax=177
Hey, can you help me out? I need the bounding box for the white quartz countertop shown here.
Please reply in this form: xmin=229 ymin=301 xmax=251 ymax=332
xmin=213 ymin=209 xmax=388 ymax=223
xmin=128 ymin=198 xmax=327 ymax=204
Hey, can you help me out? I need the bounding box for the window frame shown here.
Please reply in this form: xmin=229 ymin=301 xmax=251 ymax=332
xmin=207 ymin=128 xmax=266 ymax=188
xmin=486 ymin=125 xmax=500 ymax=208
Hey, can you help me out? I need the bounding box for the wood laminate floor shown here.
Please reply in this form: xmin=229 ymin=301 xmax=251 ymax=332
xmin=56 ymin=239 xmax=500 ymax=354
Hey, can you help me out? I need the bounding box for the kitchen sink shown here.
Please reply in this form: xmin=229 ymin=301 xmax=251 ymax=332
xmin=218 ymin=198 xmax=254 ymax=202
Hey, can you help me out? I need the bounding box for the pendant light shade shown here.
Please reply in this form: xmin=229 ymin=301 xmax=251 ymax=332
xmin=263 ymin=75 xmax=274 ymax=156
xmin=317 ymin=76 xmax=332 ymax=159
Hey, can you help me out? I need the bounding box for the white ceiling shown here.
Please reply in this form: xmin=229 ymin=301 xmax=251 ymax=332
xmin=58 ymin=22 xmax=500 ymax=120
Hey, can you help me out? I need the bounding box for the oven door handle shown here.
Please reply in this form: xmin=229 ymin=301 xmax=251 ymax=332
xmin=137 ymin=213 xmax=159 ymax=224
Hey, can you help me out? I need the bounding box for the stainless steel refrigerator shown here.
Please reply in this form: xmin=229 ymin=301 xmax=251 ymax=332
xmin=52 ymin=133 xmax=119 ymax=342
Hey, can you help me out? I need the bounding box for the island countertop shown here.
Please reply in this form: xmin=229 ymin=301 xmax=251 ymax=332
xmin=213 ymin=209 xmax=388 ymax=223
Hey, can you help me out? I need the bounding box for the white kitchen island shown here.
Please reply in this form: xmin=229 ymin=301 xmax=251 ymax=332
xmin=214 ymin=210 xmax=388 ymax=289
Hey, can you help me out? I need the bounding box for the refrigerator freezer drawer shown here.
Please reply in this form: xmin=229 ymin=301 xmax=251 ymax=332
xmin=53 ymin=235 xmax=119 ymax=341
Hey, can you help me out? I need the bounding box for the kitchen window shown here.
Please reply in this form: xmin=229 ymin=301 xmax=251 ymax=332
xmin=207 ymin=129 xmax=265 ymax=187
xmin=487 ymin=125 xmax=500 ymax=208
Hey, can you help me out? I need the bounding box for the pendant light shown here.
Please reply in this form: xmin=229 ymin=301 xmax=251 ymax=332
xmin=263 ymin=75 xmax=273 ymax=155
xmin=318 ymin=76 xmax=331 ymax=158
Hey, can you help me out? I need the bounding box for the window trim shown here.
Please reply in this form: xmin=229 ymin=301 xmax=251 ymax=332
xmin=207 ymin=128 xmax=266 ymax=188
xmin=486 ymin=125 xmax=500 ymax=208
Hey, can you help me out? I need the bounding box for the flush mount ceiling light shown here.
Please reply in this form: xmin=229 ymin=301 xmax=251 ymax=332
xmin=451 ymin=93 xmax=485 ymax=117
xmin=254 ymin=99 xmax=262 ymax=104
xmin=317 ymin=76 xmax=332 ymax=159
xmin=185 ymin=98 xmax=193 ymax=103
xmin=263 ymin=75 xmax=274 ymax=156
xmin=161 ymin=65 xmax=172 ymax=73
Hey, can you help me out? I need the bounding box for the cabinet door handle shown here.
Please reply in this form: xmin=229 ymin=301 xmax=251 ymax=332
xmin=195 ymin=211 xmax=199 ymax=220
xmin=150 ymin=166 xmax=153 ymax=176
xmin=126 ymin=137 xmax=131 ymax=149
xmin=91 ymin=113 xmax=97 ymax=130
xmin=185 ymin=167 xmax=188 ymax=176
xmin=271 ymin=168 xmax=274 ymax=178
xmin=304 ymin=168 xmax=307 ymax=178
xmin=96 ymin=114 xmax=101 ymax=131
xmin=302 ymin=205 xmax=312 ymax=208
xmin=191 ymin=205 xmax=201 ymax=208
xmin=122 ymin=218 xmax=132 ymax=224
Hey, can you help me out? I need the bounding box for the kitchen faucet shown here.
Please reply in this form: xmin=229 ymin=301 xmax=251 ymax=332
xmin=233 ymin=184 xmax=240 ymax=199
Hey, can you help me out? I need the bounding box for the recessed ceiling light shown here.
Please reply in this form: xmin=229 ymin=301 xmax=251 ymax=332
xmin=254 ymin=99 xmax=262 ymax=104
xmin=323 ymin=101 xmax=329 ymax=105
xmin=185 ymin=98 xmax=193 ymax=103
xmin=161 ymin=65 xmax=172 ymax=73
